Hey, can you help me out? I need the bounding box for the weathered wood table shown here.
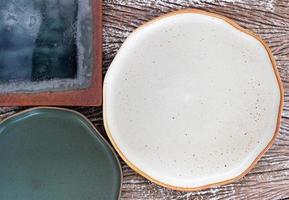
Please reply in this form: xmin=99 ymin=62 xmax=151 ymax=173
xmin=1 ymin=0 xmax=289 ymax=199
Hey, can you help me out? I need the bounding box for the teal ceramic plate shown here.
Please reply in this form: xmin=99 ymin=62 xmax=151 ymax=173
xmin=0 ymin=107 xmax=122 ymax=200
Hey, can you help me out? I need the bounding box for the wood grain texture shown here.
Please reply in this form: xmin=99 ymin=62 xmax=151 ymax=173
xmin=1 ymin=0 xmax=289 ymax=199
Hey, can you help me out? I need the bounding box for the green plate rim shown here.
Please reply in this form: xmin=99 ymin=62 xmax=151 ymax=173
xmin=0 ymin=106 xmax=123 ymax=200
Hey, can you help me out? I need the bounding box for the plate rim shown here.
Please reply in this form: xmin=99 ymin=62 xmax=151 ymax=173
xmin=103 ymin=9 xmax=284 ymax=191
xmin=0 ymin=106 xmax=123 ymax=199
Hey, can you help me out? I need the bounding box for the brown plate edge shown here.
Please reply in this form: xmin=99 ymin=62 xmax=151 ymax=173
xmin=102 ymin=9 xmax=285 ymax=192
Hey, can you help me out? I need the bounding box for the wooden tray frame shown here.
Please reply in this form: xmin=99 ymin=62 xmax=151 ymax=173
xmin=0 ymin=0 xmax=102 ymax=106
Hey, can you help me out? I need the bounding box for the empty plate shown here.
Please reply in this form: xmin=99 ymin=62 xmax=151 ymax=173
xmin=103 ymin=10 xmax=283 ymax=191
xmin=0 ymin=107 xmax=122 ymax=199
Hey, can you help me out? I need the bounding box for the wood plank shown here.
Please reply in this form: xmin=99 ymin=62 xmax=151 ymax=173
xmin=1 ymin=0 xmax=289 ymax=199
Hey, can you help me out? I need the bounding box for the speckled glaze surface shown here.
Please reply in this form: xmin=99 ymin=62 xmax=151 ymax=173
xmin=103 ymin=10 xmax=283 ymax=191
xmin=0 ymin=107 xmax=122 ymax=200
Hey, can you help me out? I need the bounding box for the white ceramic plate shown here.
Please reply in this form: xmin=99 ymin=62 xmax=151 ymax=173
xmin=103 ymin=10 xmax=283 ymax=191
